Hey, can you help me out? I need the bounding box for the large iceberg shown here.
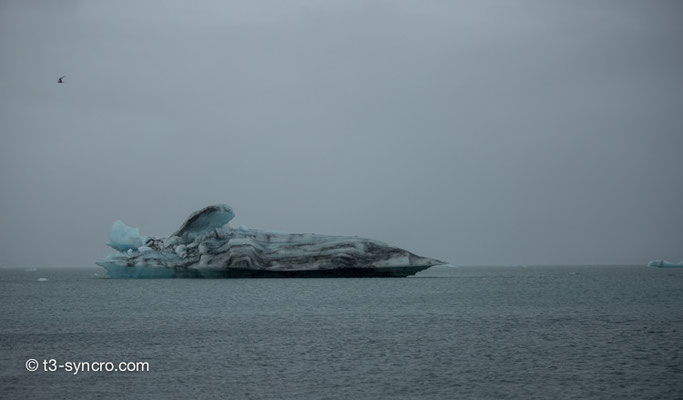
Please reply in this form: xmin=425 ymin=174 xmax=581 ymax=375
xmin=97 ymin=204 xmax=446 ymax=278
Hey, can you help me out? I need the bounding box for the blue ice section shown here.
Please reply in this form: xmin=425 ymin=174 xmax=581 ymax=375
xmin=106 ymin=220 xmax=146 ymax=252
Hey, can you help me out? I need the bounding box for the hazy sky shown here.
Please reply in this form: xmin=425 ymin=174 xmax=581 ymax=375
xmin=1 ymin=0 xmax=681 ymax=267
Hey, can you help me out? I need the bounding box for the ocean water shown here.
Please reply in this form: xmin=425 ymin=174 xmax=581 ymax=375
xmin=1 ymin=265 xmax=682 ymax=399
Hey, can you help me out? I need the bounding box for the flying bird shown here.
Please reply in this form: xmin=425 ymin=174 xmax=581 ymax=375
xmin=58 ymin=76 xmax=65 ymax=83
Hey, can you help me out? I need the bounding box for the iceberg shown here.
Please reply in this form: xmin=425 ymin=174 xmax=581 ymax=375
xmin=96 ymin=204 xmax=446 ymax=278
xmin=647 ymin=259 xmax=683 ymax=268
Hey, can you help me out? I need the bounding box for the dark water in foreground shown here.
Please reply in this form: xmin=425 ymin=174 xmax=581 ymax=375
xmin=1 ymin=265 xmax=682 ymax=399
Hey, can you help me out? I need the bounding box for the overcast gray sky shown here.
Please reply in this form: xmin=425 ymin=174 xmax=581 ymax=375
xmin=1 ymin=0 xmax=681 ymax=267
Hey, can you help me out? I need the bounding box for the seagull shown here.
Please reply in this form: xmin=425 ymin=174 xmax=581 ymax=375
xmin=58 ymin=76 xmax=65 ymax=83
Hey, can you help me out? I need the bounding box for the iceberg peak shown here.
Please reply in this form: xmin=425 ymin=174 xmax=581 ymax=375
xmin=171 ymin=204 xmax=235 ymax=240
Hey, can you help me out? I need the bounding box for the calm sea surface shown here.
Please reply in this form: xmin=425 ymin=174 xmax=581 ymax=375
xmin=1 ymin=265 xmax=682 ymax=399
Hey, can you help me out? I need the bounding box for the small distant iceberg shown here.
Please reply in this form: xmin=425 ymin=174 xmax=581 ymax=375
xmin=37 ymin=277 xmax=48 ymax=282
xmin=97 ymin=204 xmax=446 ymax=279
xmin=24 ymin=267 xmax=38 ymax=272
xmin=648 ymin=260 xmax=683 ymax=268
